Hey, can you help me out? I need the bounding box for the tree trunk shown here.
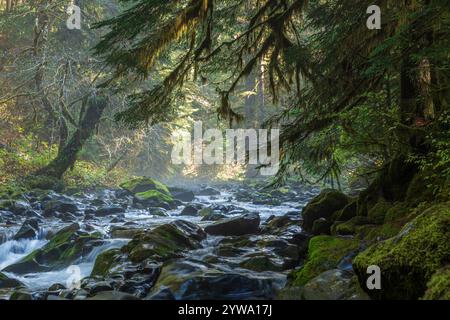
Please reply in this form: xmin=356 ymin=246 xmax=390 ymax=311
xmin=37 ymin=95 xmax=107 ymax=178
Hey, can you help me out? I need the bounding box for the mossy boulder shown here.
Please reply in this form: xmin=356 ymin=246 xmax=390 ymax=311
xmin=312 ymin=218 xmax=332 ymax=235
xmin=332 ymin=216 xmax=370 ymax=236
xmin=384 ymin=202 xmax=411 ymax=223
xmin=353 ymin=203 xmax=450 ymax=300
xmin=121 ymin=177 xmax=173 ymax=204
xmin=239 ymin=256 xmax=283 ymax=272
xmin=367 ymin=200 xmax=392 ymax=224
xmin=91 ymin=248 xmax=122 ymax=277
xmin=301 ymin=189 xmax=349 ymax=232
xmin=134 ymin=190 xmax=173 ymax=204
xmin=3 ymin=223 xmax=103 ymax=274
xmin=334 ymin=200 xmax=358 ymax=222
xmin=0 ymin=273 xmax=23 ymax=289
xmin=123 ymin=220 xmax=206 ymax=263
xmin=121 ymin=177 xmax=170 ymax=195
xmin=290 ymin=235 xmax=360 ymax=286
xmin=422 ymin=266 xmax=450 ymax=300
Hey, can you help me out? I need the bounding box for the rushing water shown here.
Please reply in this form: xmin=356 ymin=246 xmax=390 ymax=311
xmin=0 ymin=185 xmax=316 ymax=296
xmin=3 ymin=238 xmax=129 ymax=290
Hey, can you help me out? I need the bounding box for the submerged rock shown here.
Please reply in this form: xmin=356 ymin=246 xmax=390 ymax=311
xmin=205 ymin=213 xmax=260 ymax=236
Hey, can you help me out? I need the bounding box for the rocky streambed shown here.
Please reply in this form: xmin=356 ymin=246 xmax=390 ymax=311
xmin=0 ymin=180 xmax=320 ymax=300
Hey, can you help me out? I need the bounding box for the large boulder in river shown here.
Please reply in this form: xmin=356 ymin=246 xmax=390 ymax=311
xmin=353 ymin=203 xmax=450 ymax=300
xmin=169 ymin=187 xmax=195 ymax=202
xmin=121 ymin=177 xmax=173 ymax=205
xmin=3 ymin=223 xmax=103 ymax=274
xmin=122 ymin=220 xmax=206 ymax=263
xmin=301 ymin=189 xmax=349 ymax=232
xmin=148 ymin=260 xmax=285 ymax=300
xmin=205 ymin=213 xmax=260 ymax=236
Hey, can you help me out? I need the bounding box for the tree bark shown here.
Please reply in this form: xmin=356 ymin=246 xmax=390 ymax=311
xmin=37 ymin=95 xmax=107 ymax=178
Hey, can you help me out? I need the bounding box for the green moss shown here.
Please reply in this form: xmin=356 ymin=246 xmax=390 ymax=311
xmin=120 ymin=177 xmax=170 ymax=196
xmin=0 ymin=184 xmax=26 ymax=201
xmin=135 ymin=190 xmax=173 ymax=203
xmin=353 ymin=202 xmax=450 ymax=300
xmin=10 ymin=224 xmax=102 ymax=272
xmin=384 ymin=202 xmax=411 ymax=223
xmin=301 ymin=189 xmax=349 ymax=231
xmin=332 ymin=216 xmax=370 ymax=236
xmin=333 ymin=200 xmax=357 ymax=222
xmin=125 ymin=223 xmax=201 ymax=263
xmin=422 ymin=267 xmax=450 ymax=300
xmin=239 ymin=256 xmax=283 ymax=272
xmin=367 ymin=200 xmax=392 ymax=224
xmin=91 ymin=249 xmax=121 ymax=277
xmin=291 ymin=236 xmax=359 ymax=286
xmin=23 ymin=175 xmax=64 ymax=192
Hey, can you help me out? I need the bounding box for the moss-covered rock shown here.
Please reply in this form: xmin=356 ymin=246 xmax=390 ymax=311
xmin=301 ymin=189 xmax=349 ymax=231
xmin=333 ymin=200 xmax=358 ymax=222
xmin=332 ymin=216 xmax=370 ymax=236
xmin=120 ymin=177 xmax=170 ymax=196
xmin=134 ymin=190 xmax=173 ymax=203
xmin=422 ymin=266 xmax=450 ymax=300
xmin=353 ymin=203 xmax=450 ymax=300
xmin=91 ymin=248 xmax=122 ymax=277
xmin=367 ymin=200 xmax=392 ymax=224
xmin=121 ymin=177 xmax=174 ymax=205
xmin=123 ymin=220 xmax=206 ymax=263
xmin=3 ymin=223 xmax=103 ymax=274
xmin=290 ymin=236 xmax=360 ymax=286
xmin=384 ymin=202 xmax=411 ymax=223
xmin=0 ymin=273 xmax=23 ymax=289
xmin=239 ymin=256 xmax=283 ymax=272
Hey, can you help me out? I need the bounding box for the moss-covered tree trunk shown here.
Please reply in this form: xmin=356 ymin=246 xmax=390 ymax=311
xmin=37 ymin=95 xmax=107 ymax=178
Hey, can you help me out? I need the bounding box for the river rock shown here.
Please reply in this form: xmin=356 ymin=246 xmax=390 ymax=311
xmin=353 ymin=203 xmax=450 ymax=300
xmin=170 ymin=187 xmax=195 ymax=202
xmin=196 ymin=187 xmax=220 ymax=196
xmin=87 ymin=291 xmax=140 ymax=300
xmin=95 ymin=206 xmax=125 ymax=217
xmin=3 ymin=223 xmax=103 ymax=274
xmin=180 ymin=204 xmax=200 ymax=216
xmin=0 ymin=272 xmax=23 ymax=289
xmin=149 ymin=260 xmax=285 ymax=300
xmin=205 ymin=213 xmax=260 ymax=236
xmin=43 ymin=199 xmax=79 ymax=216
xmin=13 ymin=218 xmax=40 ymax=240
xmin=301 ymin=189 xmax=349 ymax=232
xmin=301 ymin=269 xmax=369 ymax=300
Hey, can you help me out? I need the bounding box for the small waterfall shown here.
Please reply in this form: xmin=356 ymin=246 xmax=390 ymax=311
xmin=0 ymin=238 xmax=48 ymax=271
xmin=2 ymin=238 xmax=129 ymax=291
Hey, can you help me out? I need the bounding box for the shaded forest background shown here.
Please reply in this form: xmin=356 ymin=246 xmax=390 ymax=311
xmin=0 ymin=0 xmax=449 ymax=198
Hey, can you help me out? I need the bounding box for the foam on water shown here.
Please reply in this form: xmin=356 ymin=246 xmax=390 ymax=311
xmin=3 ymin=238 xmax=129 ymax=290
